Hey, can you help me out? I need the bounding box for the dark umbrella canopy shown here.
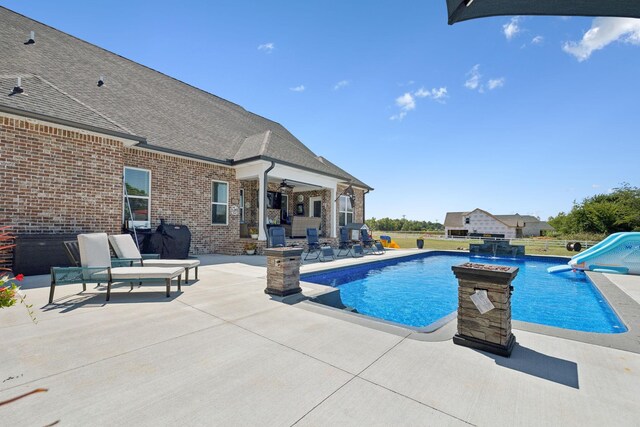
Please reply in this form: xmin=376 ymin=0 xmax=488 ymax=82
xmin=447 ymin=0 xmax=640 ymax=25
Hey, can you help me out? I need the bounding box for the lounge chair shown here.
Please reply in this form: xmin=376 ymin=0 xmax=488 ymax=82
xmin=337 ymin=227 xmax=354 ymax=257
xmin=304 ymin=228 xmax=321 ymax=260
xmin=49 ymin=233 xmax=184 ymax=302
xmin=108 ymin=234 xmax=200 ymax=283
xmin=268 ymin=226 xmax=287 ymax=248
xmin=360 ymin=229 xmax=383 ymax=255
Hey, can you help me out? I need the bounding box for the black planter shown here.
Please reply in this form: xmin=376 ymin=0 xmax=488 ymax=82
xmin=416 ymin=239 xmax=424 ymax=249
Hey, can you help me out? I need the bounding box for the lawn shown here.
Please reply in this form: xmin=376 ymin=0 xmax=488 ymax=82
xmin=373 ymin=232 xmax=576 ymax=257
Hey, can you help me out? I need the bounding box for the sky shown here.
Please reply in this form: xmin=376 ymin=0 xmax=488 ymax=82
xmin=2 ymin=1 xmax=639 ymax=223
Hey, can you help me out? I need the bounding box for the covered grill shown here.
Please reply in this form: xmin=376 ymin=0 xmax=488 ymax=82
xmin=142 ymin=220 xmax=192 ymax=259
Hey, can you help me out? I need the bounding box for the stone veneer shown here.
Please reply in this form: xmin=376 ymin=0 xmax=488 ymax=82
xmin=264 ymin=247 xmax=304 ymax=296
xmin=452 ymin=262 xmax=519 ymax=357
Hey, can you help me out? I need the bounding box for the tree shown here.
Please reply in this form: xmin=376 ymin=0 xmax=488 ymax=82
xmin=548 ymin=183 xmax=640 ymax=234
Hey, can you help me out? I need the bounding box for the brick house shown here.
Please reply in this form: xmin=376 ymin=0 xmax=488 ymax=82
xmin=0 ymin=7 xmax=372 ymax=266
xmin=444 ymin=209 xmax=554 ymax=239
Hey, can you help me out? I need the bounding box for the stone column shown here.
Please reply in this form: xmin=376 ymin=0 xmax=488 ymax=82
xmin=451 ymin=262 xmax=519 ymax=357
xmin=264 ymin=247 xmax=304 ymax=297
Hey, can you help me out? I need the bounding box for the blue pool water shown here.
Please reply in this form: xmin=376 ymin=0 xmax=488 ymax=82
xmin=301 ymin=253 xmax=627 ymax=333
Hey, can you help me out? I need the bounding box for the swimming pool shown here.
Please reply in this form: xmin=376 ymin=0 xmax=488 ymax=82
xmin=301 ymin=252 xmax=627 ymax=334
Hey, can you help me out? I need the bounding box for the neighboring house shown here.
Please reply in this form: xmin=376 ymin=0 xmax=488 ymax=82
xmin=444 ymin=209 xmax=554 ymax=239
xmin=0 ymin=7 xmax=371 ymax=262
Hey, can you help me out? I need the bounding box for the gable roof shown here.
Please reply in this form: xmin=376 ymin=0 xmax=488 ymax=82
xmin=0 ymin=7 xmax=371 ymax=189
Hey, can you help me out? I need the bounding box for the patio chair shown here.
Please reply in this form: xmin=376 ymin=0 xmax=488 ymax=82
xmin=49 ymin=233 xmax=184 ymax=302
xmin=268 ymin=226 xmax=286 ymax=248
xmin=108 ymin=234 xmax=200 ymax=284
xmin=360 ymin=229 xmax=383 ymax=255
xmin=337 ymin=227 xmax=354 ymax=257
xmin=304 ymin=228 xmax=321 ymax=260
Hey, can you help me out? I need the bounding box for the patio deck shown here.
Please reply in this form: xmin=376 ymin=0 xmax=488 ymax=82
xmin=1 ymin=251 xmax=639 ymax=426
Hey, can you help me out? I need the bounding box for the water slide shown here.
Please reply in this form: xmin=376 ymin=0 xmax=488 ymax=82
xmin=547 ymin=232 xmax=640 ymax=274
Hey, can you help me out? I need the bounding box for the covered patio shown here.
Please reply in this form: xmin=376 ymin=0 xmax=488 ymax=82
xmin=234 ymin=159 xmax=364 ymax=253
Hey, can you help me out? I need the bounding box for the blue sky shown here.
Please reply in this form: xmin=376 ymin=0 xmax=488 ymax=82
xmin=3 ymin=1 xmax=639 ymax=223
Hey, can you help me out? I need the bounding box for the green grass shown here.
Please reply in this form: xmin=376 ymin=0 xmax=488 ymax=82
xmin=373 ymin=233 xmax=575 ymax=257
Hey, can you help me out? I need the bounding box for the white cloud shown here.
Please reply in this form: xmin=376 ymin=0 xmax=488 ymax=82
xmin=464 ymin=64 xmax=481 ymax=90
xmin=592 ymin=184 xmax=601 ymax=189
xmin=531 ymin=35 xmax=544 ymax=45
xmin=415 ymin=87 xmax=448 ymax=102
xmin=390 ymin=86 xmax=448 ymax=121
xmin=389 ymin=111 xmax=407 ymax=121
xmin=333 ymin=80 xmax=349 ymax=90
xmin=487 ymin=78 xmax=505 ymax=90
xmin=258 ymin=42 xmax=275 ymax=53
xmin=395 ymin=92 xmax=416 ymax=112
xmin=563 ymin=17 xmax=640 ymax=61
xmin=465 ymin=65 xmax=504 ymax=93
xmin=503 ymin=17 xmax=521 ymax=40
xmin=289 ymin=85 xmax=305 ymax=92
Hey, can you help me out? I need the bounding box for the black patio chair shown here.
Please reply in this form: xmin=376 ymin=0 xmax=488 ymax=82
xmin=337 ymin=227 xmax=354 ymax=257
xmin=360 ymin=229 xmax=383 ymax=255
xmin=268 ymin=226 xmax=286 ymax=248
xmin=304 ymin=228 xmax=321 ymax=260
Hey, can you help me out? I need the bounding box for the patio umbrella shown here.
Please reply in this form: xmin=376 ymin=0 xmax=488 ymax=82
xmin=447 ymin=0 xmax=640 ymax=25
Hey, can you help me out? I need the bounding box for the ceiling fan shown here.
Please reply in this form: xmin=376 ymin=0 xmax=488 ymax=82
xmin=279 ymin=179 xmax=294 ymax=190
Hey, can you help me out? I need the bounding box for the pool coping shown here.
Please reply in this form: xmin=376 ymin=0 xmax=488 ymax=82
xmin=294 ymin=250 xmax=640 ymax=354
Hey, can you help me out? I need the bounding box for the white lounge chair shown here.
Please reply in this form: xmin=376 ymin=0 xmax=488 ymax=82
xmin=108 ymin=234 xmax=200 ymax=283
xmin=49 ymin=233 xmax=184 ymax=302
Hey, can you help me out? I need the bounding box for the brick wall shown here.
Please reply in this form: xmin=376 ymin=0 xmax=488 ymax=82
xmin=0 ymin=115 xmax=123 ymax=236
xmin=0 ymin=113 xmax=368 ymax=263
xmin=0 ymin=114 xmax=243 ymax=260
xmin=124 ymin=148 xmax=240 ymax=254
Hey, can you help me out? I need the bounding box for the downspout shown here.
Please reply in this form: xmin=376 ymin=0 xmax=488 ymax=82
xmin=363 ymin=189 xmax=370 ymax=224
xmin=263 ymin=161 xmax=276 ymax=245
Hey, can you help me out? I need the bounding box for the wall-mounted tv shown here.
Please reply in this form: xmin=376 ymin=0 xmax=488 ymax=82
xmin=267 ymin=191 xmax=282 ymax=209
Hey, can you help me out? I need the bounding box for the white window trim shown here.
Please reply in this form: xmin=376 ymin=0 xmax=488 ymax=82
xmin=123 ymin=166 xmax=151 ymax=228
xmin=212 ymin=180 xmax=229 ymax=225
xmin=338 ymin=195 xmax=354 ymax=226
xmin=309 ymin=196 xmax=322 ymax=218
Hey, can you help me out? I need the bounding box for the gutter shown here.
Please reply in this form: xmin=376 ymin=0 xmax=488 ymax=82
xmin=234 ymin=155 xmax=374 ymax=191
xmin=363 ymin=189 xmax=370 ymax=223
xmin=134 ymin=143 xmax=233 ymax=166
xmin=0 ymin=104 xmax=146 ymax=143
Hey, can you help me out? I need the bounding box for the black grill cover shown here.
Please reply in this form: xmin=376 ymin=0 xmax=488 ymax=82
xmin=142 ymin=221 xmax=191 ymax=259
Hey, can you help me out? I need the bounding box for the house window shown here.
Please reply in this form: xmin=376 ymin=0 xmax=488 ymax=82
xmin=212 ymin=181 xmax=228 ymax=225
xmin=465 ymin=217 xmax=470 ymax=224
xmin=339 ymin=195 xmax=354 ymax=226
xmin=239 ymin=189 xmax=245 ymax=223
xmin=123 ymin=167 xmax=151 ymax=228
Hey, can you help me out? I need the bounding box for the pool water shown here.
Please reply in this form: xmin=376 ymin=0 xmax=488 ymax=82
xmin=301 ymin=253 xmax=627 ymax=333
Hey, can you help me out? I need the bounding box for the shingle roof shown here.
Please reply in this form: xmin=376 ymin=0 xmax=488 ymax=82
xmin=444 ymin=212 xmax=468 ymax=227
xmin=0 ymin=7 xmax=371 ymax=189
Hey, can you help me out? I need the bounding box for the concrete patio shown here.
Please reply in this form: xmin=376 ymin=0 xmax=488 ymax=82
xmin=1 ymin=251 xmax=639 ymax=426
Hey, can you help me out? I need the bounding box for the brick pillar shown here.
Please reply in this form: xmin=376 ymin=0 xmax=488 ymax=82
xmin=264 ymin=247 xmax=304 ymax=297
xmin=451 ymin=262 xmax=519 ymax=357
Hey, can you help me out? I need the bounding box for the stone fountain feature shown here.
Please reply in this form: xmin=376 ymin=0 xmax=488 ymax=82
xmin=469 ymin=238 xmax=525 ymax=258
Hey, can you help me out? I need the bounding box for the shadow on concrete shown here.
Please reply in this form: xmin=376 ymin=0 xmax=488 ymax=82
xmin=42 ymin=286 xmax=183 ymax=313
xmin=478 ymin=343 xmax=579 ymax=389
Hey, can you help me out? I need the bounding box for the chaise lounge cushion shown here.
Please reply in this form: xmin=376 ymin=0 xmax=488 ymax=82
xmin=109 ymin=234 xmax=200 ymax=269
xmin=91 ymin=266 xmax=184 ymax=281
xmin=79 ymin=233 xmax=184 ymax=280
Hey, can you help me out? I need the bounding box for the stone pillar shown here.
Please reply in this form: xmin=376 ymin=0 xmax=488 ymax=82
xmin=451 ymin=262 xmax=519 ymax=357
xmin=264 ymin=247 xmax=304 ymax=297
